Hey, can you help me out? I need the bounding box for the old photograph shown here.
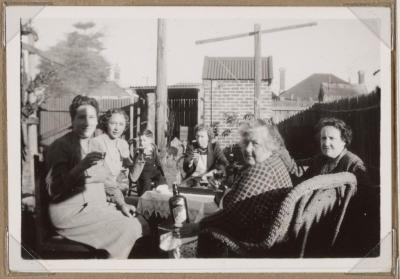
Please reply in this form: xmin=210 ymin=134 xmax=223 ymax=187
xmin=6 ymin=6 xmax=393 ymax=273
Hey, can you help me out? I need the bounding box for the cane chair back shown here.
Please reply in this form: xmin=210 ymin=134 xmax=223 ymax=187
xmin=198 ymin=172 xmax=357 ymax=257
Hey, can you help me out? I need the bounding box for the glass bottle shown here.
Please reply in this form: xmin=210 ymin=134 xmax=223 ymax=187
xmin=169 ymin=183 xmax=189 ymax=227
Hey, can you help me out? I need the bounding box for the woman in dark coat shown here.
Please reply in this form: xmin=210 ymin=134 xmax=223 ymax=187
xmin=183 ymin=124 xmax=228 ymax=185
xmin=302 ymin=117 xmax=368 ymax=184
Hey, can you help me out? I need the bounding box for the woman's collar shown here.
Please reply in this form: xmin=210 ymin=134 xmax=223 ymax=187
xmin=326 ymin=148 xmax=347 ymax=165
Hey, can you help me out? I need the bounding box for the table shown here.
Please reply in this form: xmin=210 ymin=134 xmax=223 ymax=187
xmin=137 ymin=190 xmax=220 ymax=223
xmin=137 ymin=190 xmax=220 ymax=258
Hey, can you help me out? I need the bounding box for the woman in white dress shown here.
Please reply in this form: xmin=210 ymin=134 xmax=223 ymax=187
xmin=92 ymin=109 xmax=132 ymax=202
xmin=46 ymin=95 xmax=149 ymax=259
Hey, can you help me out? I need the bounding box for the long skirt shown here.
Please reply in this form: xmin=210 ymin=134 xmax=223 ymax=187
xmin=49 ymin=183 xmax=144 ymax=259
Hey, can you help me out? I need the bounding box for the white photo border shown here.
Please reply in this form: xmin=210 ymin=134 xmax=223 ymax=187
xmin=6 ymin=6 xmax=393 ymax=273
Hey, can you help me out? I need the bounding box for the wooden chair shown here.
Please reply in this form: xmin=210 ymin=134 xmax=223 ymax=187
xmin=33 ymin=155 xmax=108 ymax=259
xmin=197 ymin=172 xmax=357 ymax=258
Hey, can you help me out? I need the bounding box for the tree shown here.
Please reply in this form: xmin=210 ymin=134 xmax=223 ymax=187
xmin=37 ymin=22 xmax=110 ymax=97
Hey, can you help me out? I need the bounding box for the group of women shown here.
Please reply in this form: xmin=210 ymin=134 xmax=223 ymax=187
xmin=45 ymin=94 xmax=369 ymax=259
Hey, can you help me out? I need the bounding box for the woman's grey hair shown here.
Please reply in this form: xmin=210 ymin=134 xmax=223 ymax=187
xmin=238 ymin=118 xmax=282 ymax=152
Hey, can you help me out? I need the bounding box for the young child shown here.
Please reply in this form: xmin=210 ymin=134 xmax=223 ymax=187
xmin=130 ymin=129 xmax=167 ymax=196
xmin=92 ymin=109 xmax=133 ymax=205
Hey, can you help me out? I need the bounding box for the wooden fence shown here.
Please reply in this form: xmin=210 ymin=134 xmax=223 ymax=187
xmin=39 ymin=96 xmax=137 ymax=146
xmin=278 ymin=91 xmax=380 ymax=182
xmin=168 ymin=97 xmax=198 ymax=142
xmin=39 ymin=94 xmax=197 ymax=147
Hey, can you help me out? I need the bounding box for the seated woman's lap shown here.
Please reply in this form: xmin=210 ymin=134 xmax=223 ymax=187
xmin=50 ymin=201 xmax=145 ymax=258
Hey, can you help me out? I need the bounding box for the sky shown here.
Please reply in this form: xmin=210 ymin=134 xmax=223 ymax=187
xmin=26 ymin=7 xmax=389 ymax=93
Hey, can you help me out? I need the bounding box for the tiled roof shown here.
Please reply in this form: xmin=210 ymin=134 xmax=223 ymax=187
xmin=280 ymin=73 xmax=348 ymax=100
xmin=202 ymin=56 xmax=273 ymax=81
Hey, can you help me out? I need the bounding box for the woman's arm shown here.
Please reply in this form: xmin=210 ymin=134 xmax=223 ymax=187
xmin=46 ymin=140 xmax=86 ymax=201
xmin=182 ymin=144 xmax=196 ymax=174
xmin=118 ymin=139 xmax=134 ymax=167
xmin=212 ymin=142 xmax=229 ymax=175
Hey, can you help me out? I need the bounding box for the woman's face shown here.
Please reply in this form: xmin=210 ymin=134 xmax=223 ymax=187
xmin=72 ymin=105 xmax=98 ymax=139
xmin=196 ymin=130 xmax=209 ymax=149
xmin=140 ymin=135 xmax=153 ymax=149
xmin=320 ymin=126 xmax=346 ymax=159
xmin=107 ymin=113 xmax=126 ymax=139
xmin=240 ymin=127 xmax=270 ymax=166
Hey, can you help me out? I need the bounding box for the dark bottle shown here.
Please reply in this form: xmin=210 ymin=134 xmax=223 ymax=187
xmin=169 ymin=183 xmax=189 ymax=227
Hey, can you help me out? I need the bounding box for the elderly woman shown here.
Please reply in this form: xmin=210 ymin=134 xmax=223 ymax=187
xmin=180 ymin=119 xmax=293 ymax=256
xmin=301 ymin=117 xmax=368 ymax=183
xmin=182 ymin=124 xmax=228 ymax=186
xmin=45 ymin=95 xmax=148 ymax=259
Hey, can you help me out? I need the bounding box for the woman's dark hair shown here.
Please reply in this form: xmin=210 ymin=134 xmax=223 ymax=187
xmin=98 ymin=108 xmax=129 ymax=132
xmin=69 ymin=95 xmax=99 ymax=120
xmin=315 ymin=117 xmax=353 ymax=146
xmin=194 ymin=124 xmax=213 ymax=140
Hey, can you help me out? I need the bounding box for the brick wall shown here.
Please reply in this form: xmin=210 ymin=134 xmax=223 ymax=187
xmin=202 ymin=79 xmax=272 ymax=148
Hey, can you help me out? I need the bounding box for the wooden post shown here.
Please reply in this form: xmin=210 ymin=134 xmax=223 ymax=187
xmin=129 ymin=102 xmax=134 ymax=139
xmin=197 ymin=86 xmax=204 ymax=125
xmin=156 ymin=18 xmax=167 ymax=154
xmin=146 ymin=92 xmax=156 ymax=133
xmin=254 ymin=23 xmax=261 ymax=119
xmin=136 ymin=106 xmax=141 ymax=133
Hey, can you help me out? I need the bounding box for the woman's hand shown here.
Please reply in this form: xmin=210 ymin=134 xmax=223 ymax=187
xmin=120 ymin=204 xmax=137 ymax=217
xmin=69 ymin=152 xmax=105 ymax=182
xmin=188 ymin=150 xmax=200 ymax=167
xmin=80 ymin=152 xmax=104 ymax=171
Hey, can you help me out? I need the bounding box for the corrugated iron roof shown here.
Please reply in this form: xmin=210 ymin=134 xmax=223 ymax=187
xmin=88 ymin=81 xmax=134 ymax=98
xmin=202 ymin=56 xmax=273 ymax=81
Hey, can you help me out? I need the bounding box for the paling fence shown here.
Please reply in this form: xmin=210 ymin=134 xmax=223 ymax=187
xmin=39 ymin=94 xmax=198 ymax=148
xmin=167 ymin=97 xmax=198 ymax=143
xmin=277 ymin=91 xmax=380 ymax=183
xmin=39 ymin=95 xmax=137 ymax=146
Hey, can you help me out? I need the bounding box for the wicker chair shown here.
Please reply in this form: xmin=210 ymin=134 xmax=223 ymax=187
xmin=197 ymin=172 xmax=357 ymax=258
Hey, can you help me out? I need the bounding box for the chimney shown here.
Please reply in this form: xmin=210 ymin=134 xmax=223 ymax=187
xmin=358 ymin=70 xmax=365 ymax=84
xmin=279 ymin=68 xmax=286 ymax=93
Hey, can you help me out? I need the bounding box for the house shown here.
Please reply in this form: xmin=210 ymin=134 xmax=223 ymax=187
xmin=318 ymin=82 xmax=368 ymax=102
xmin=201 ymin=56 xmax=273 ymax=146
xmin=280 ymin=73 xmax=348 ymax=101
xmin=273 ymin=72 xmax=368 ymax=123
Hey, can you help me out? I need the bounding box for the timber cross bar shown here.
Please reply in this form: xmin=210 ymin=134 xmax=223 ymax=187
xmin=195 ymin=22 xmax=317 ymax=118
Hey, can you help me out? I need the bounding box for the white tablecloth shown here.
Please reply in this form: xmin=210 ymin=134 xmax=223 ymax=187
xmin=137 ymin=190 xmax=219 ymax=223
